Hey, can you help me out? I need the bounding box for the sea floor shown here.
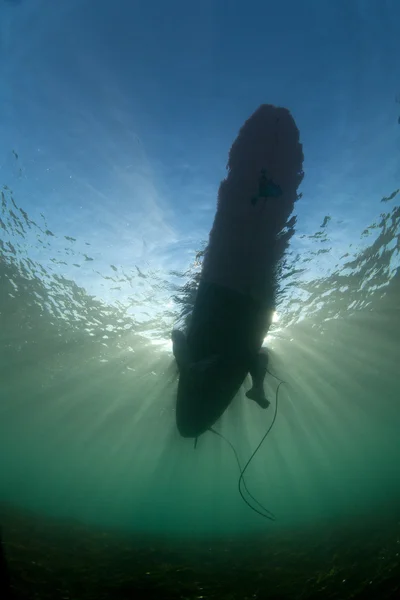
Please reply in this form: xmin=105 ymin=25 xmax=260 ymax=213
xmin=1 ymin=502 xmax=399 ymax=600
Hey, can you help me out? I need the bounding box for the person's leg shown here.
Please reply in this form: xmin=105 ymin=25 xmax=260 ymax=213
xmin=246 ymin=350 xmax=270 ymax=409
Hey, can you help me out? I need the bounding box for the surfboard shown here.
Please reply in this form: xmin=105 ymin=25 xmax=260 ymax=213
xmin=176 ymin=104 xmax=304 ymax=438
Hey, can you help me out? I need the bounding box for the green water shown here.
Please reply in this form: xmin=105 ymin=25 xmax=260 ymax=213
xmin=1 ymin=185 xmax=400 ymax=598
xmin=1 ymin=184 xmax=399 ymax=536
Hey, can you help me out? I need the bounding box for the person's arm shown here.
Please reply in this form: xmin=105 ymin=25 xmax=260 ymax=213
xmin=171 ymin=329 xmax=190 ymax=372
xmin=172 ymin=329 xmax=223 ymax=376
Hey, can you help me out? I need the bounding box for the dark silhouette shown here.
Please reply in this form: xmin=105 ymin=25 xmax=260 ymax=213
xmin=173 ymin=104 xmax=304 ymax=438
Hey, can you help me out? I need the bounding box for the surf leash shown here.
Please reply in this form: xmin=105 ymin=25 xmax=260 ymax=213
xmin=209 ymin=370 xmax=286 ymax=521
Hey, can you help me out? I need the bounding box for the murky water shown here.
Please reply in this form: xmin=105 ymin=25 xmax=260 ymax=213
xmin=0 ymin=1 xmax=399 ymax=598
xmin=1 ymin=177 xmax=399 ymax=538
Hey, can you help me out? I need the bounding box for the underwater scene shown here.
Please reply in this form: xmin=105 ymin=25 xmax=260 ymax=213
xmin=1 ymin=1 xmax=400 ymax=598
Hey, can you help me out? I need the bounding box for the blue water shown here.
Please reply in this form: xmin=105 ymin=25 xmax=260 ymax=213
xmin=0 ymin=1 xmax=399 ymax=597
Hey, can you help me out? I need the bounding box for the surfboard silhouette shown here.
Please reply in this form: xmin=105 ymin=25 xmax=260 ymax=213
xmin=173 ymin=104 xmax=304 ymax=438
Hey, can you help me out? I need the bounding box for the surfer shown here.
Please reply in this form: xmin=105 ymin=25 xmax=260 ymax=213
xmin=173 ymin=104 xmax=304 ymax=439
xmin=172 ymin=327 xmax=270 ymax=409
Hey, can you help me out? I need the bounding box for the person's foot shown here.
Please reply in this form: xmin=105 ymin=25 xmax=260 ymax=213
xmin=246 ymin=387 xmax=270 ymax=409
